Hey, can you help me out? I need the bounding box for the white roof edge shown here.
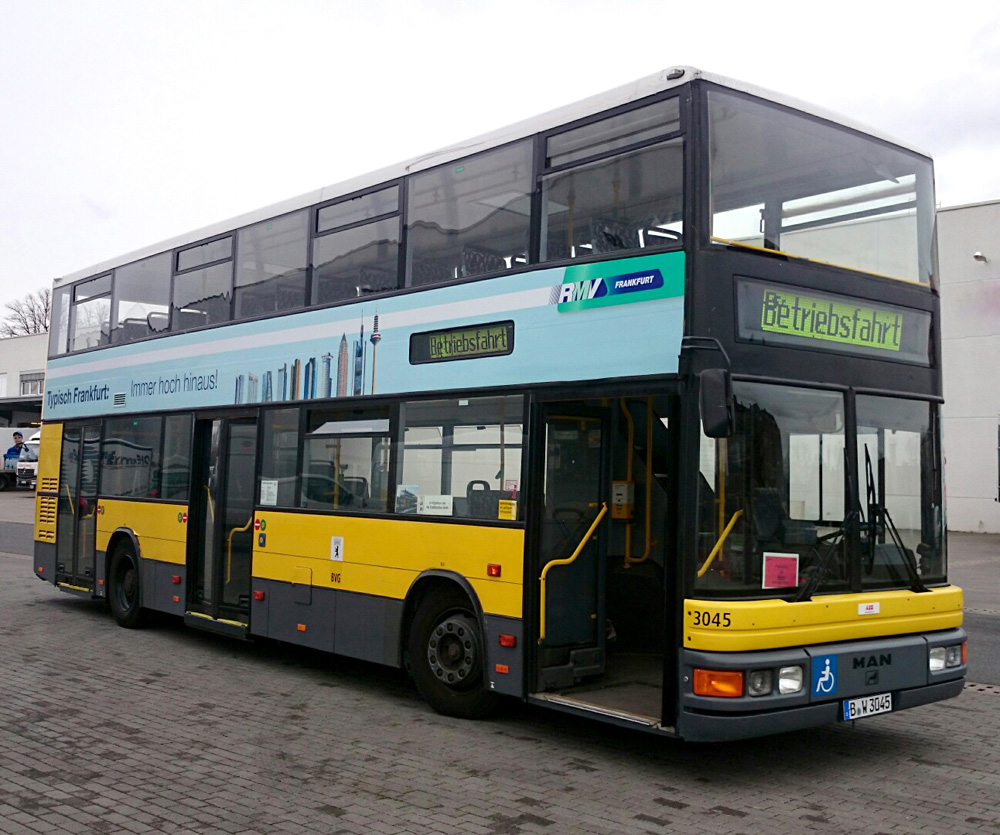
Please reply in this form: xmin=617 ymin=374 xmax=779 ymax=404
xmin=54 ymin=66 xmax=930 ymax=287
xmin=937 ymin=198 xmax=1000 ymax=213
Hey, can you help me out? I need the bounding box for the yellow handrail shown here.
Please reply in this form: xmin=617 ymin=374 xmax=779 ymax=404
xmin=226 ymin=516 xmax=254 ymax=584
xmin=697 ymin=509 xmax=744 ymax=578
xmin=539 ymin=502 xmax=608 ymax=643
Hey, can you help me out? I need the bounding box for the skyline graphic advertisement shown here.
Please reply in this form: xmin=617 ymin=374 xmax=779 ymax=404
xmin=42 ymin=251 xmax=686 ymax=419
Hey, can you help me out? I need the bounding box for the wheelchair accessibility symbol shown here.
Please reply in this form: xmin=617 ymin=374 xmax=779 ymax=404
xmin=812 ymin=656 xmax=838 ymax=696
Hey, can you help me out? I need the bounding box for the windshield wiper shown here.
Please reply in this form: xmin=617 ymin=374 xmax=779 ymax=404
xmin=863 ymin=445 xmax=927 ymax=594
xmin=793 ymin=513 xmax=854 ymax=602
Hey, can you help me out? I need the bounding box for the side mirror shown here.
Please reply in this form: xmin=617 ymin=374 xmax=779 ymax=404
xmin=700 ymin=368 xmax=733 ymax=438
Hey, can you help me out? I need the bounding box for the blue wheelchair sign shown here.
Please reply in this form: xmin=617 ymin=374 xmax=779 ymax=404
xmin=812 ymin=655 xmax=838 ymax=697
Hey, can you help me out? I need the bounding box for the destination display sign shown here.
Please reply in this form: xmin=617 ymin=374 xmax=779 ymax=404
xmin=736 ymin=279 xmax=931 ymax=366
xmin=410 ymin=320 xmax=514 ymax=364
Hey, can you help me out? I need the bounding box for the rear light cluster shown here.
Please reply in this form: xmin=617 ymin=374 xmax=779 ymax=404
xmin=694 ymin=665 xmax=804 ymax=698
xmin=928 ymin=642 xmax=965 ymax=671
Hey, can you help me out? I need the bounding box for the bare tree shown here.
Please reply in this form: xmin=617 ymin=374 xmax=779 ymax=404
xmin=1 ymin=288 xmax=51 ymax=337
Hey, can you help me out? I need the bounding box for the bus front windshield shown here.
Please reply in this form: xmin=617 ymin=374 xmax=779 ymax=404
xmin=708 ymin=89 xmax=936 ymax=285
xmin=695 ymin=383 xmax=946 ymax=598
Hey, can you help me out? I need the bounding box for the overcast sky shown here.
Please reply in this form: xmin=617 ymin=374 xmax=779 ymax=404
xmin=2 ymin=1 xmax=999 ymax=312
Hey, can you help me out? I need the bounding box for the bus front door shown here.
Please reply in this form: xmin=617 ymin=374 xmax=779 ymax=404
xmin=186 ymin=417 xmax=258 ymax=630
xmin=536 ymin=410 xmax=608 ymax=689
xmin=531 ymin=396 xmax=674 ymax=727
xmin=54 ymin=422 xmax=101 ymax=590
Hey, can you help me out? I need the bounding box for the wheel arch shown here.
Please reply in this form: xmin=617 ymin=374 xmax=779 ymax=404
xmin=104 ymin=527 xmax=142 ymax=578
xmin=104 ymin=527 xmax=143 ymax=605
xmin=400 ymin=570 xmax=486 ymax=672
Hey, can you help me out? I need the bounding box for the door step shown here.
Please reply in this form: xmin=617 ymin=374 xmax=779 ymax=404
xmin=184 ymin=611 xmax=250 ymax=640
xmin=529 ymin=692 xmax=662 ymax=727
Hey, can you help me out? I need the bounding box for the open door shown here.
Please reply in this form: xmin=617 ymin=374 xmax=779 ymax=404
xmin=54 ymin=422 xmax=101 ymax=590
xmin=186 ymin=416 xmax=257 ymax=635
xmin=531 ymin=396 xmax=676 ymax=728
xmin=536 ymin=409 xmax=608 ymax=686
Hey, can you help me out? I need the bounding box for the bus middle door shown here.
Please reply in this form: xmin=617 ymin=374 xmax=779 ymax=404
xmin=535 ymin=408 xmax=608 ymax=690
xmin=185 ymin=416 xmax=258 ymax=633
xmin=54 ymin=422 xmax=101 ymax=591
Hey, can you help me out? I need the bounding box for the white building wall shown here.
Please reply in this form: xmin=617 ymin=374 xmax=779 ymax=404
xmin=938 ymin=200 xmax=1000 ymax=532
xmin=0 ymin=331 xmax=47 ymax=426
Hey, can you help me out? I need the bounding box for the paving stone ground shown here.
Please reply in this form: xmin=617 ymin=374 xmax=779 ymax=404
xmin=1 ymin=548 xmax=998 ymax=835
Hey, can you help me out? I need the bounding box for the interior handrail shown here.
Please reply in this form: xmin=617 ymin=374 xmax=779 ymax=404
xmin=226 ymin=516 xmax=254 ymax=584
xmin=538 ymin=502 xmax=608 ymax=643
xmin=697 ymin=509 xmax=743 ymax=579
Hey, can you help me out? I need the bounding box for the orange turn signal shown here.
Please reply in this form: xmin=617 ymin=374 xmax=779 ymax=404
xmin=487 ymin=564 xmax=501 ymax=577
xmin=693 ymin=668 xmax=743 ymax=698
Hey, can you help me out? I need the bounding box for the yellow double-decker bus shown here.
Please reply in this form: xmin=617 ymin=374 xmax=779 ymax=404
xmin=34 ymin=67 xmax=964 ymax=740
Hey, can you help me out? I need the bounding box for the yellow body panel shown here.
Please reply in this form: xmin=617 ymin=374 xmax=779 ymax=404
xmin=96 ymin=499 xmax=189 ymax=564
xmin=36 ymin=423 xmax=62 ymax=495
xmin=684 ymin=586 xmax=964 ymax=651
xmin=253 ymin=511 xmax=524 ymax=617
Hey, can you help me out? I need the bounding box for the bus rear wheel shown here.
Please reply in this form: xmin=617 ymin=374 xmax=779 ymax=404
xmin=408 ymin=588 xmax=496 ymax=718
xmin=109 ymin=541 xmax=147 ymax=629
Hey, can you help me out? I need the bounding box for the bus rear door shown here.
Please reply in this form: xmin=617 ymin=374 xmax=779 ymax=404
xmin=185 ymin=416 xmax=258 ymax=636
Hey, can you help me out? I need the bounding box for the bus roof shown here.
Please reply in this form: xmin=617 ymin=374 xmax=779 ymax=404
xmin=56 ymin=66 xmax=929 ymax=287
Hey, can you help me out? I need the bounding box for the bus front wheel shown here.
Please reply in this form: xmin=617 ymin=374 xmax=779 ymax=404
xmin=408 ymin=588 xmax=496 ymax=718
xmin=109 ymin=541 xmax=147 ymax=629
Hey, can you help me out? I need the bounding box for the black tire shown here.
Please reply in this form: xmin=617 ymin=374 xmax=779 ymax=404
xmin=108 ymin=541 xmax=147 ymax=628
xmin=408 ymin=587 xmax=497 ymax=718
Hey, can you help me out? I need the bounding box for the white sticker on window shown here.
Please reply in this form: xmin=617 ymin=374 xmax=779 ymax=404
xmin=260 ymin=479 xmax=278 ymax=506
xmin=417 ymin=495 xmax=454 ymax=516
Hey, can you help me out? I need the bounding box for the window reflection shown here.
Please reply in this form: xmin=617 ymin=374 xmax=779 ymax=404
xmin=111 ymin=253 xmax=171 ymax=343
xmin=406 ymin=141 xmax=532 ymax=286
xmin=171 ymin=262 xmax=233 ymax=331
xmin=235 ymin=211 xmax=309 ymax=319
xmin=696 ymin=384 xmax=847 ymax=595
xmin=856 ymin=396 xmax=945 ymax=586
xmin=541 ymin=139 xmax=683 ymax=261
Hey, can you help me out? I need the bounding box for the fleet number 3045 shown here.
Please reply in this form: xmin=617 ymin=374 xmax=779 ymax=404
xmin=690 ymin=610 xmax=732 ymax=627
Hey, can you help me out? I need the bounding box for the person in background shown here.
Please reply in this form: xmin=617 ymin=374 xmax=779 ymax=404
xmin=4 ymin=431 xmax=25 ymax=470
xmin=5 ymin=431 xmax=24 ymax=459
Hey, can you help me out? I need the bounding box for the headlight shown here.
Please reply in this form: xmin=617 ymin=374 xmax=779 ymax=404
xmin=929 ymin=647 xmax=946 ymax=671
xmin=748 ymin=669 xmax=773 ymax=697
xmin=945 ymin=645 xmax=963 ymax=668
xmin=778 ymin=665 xmax=804 ymax=694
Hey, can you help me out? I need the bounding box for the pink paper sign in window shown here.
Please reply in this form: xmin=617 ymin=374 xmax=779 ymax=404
xmin=763 ymin=552 xmax=799 ymax=589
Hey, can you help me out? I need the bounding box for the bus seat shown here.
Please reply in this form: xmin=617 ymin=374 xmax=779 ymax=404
xmin=357 ymin=266 xmax=396 ymax=295
xmin=752 ymin=487 xmax=817 ymax=546
xmin=410 ymin=259 xmax=451 ymax=287
xmin=461 ymin=244 xmax=506 ymax=277
xmin=591 ymin=217 xmax=639 ymax=253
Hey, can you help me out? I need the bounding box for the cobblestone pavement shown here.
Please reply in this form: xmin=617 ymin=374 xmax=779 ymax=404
xmin=1 ymin=548 xmax=998 ymax=835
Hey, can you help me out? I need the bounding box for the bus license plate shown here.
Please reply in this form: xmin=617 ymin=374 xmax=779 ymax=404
xmin=842 ymin=692 xmax=892 ymax=721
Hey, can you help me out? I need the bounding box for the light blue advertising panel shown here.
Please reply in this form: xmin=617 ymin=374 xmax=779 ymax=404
xmin=44 ymin=252 xmax=685 ymax=419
